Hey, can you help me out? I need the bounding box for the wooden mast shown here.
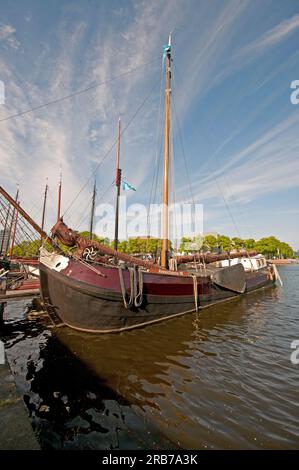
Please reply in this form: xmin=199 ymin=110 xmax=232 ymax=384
xmin=41 ymin=180 xmax=48 ymax=233
xmin=161 ymin=34 xmax=172 ymax=269
xmin=114 ymin=118 xmax=121 ymax=251
xmin=89 ymin=179 xmax=96 ymax=239
xmin=6 ymin=188 xmax=19 ymax=256
xmin=9 ymin=197 xmax=19 ymax=258
xmin=57 ymin=168 xmax=62 ymax=221
xmin=0 ymin=197 xmax=11 ymax=255
xmin=0 ymin=186 xmax=52 ymax=243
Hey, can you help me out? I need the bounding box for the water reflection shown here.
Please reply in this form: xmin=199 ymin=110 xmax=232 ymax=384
xmin=3 ymin=268 xmax=299 ymax=449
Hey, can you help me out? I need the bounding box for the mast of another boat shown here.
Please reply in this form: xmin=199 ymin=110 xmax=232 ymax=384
xmin=0 ymin=194 xmax=11 ymax=255
xmin=57 ymin=168 xmax=62 ymax=221
xmin=41 ymin=180 xmax=48 ymax=241
xmin=1 ymin=188 xmax=18 ymax=256
xmin=0 ymin=185 xmax=52 ymax=244
xmin=114 ymin=117 xmax=121 ymax=251
xmin=161 ymin=34 xmax=172 ymax=269
xmin=89 ymin=179 xmax=97 ymax=239
xmin=7 ymin=188 xmax=19 ymax=257
xmin=9 ymin=192 xmax=19 ymax=258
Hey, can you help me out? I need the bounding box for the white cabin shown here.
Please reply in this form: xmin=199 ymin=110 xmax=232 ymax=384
xmin=217 ymin=254 xmax=267 ymax=272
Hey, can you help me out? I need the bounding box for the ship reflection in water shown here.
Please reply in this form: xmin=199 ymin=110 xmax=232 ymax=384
xmin=2 ymin=265 xmax=299 ymax=449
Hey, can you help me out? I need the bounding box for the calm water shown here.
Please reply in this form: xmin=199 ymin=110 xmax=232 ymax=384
xmin=1 ymin=265 xmax=299 ymax=449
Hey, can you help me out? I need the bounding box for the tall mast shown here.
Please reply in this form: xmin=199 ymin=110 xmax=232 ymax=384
xmin=6 ymin=188 xmax=19 ymax=256
xmin=0 ymin=197 xmax=11 ymax=255
xmin=89 ymin=179 xmax=97 ymax=239
xmin=9 ymin=195 xmax=19 ymax=258
xmin=0 ymin=186 xmax=53 ymax=243
xmin=57 ymin=167 xmax=62 ymax=221
xmin=161 ymin=34 xmax=172 ymax=269
xmin=114 ymin=118 xmax=121 ymax=251
xmin=41 ymin=180 xmax=48 ymax=232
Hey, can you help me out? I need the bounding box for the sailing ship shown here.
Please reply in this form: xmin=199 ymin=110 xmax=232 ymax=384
xmin=0 ymin=187 xmax=40 ymax=299
xmin=0 ymin=37 xmax=279 ymax=332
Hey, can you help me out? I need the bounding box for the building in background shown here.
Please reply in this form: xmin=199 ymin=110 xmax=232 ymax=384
xmin=0 ymin=229 xmax=10 ymax=255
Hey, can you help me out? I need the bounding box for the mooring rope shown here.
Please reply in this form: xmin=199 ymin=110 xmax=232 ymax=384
xmin=118 ymin=266 xmax=135 ymax=309
xmin=272 ymin=264 xmax=283 ymax=286
xmin=134 ymin=267 xmax=144 ymax=308
xmin=191 ymin=273 xmax=199 ymax=311
xmin=118 ymin=266 xmax=144 ymax=309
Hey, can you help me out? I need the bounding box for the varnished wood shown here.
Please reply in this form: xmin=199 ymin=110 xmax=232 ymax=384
xmin=114 ymin=118 xmax=121 ymax=251
xmin=161 ymin=36 xmax=172 ymax=268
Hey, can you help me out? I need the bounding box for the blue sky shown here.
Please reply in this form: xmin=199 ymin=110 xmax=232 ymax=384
xmin=0 ymin=0 xmax=299 ymax=249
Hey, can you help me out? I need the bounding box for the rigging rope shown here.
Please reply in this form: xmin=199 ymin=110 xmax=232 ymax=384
xmin=0 ymin=58 xmax=160 ymax=124
xmin=170 ymin=119 xmax=178 ymax=252
xmin=73 ymin=178 xmax=116 ymax=231
xmin=62 ymin=76 xmax=162 ymax=220
xmin=0 ymin=198 xmax=38 ymax=245
xmin=171 ymin=87 xmax=195 ymax=206
xmin=146 ymin=56 xmax=165 ymax=248
xmin=172 ymin=63 xmax=254 ymax=255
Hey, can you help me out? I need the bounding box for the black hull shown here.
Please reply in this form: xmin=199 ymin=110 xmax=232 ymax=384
xmin=40 ymin=263 xmax=274 ymax=333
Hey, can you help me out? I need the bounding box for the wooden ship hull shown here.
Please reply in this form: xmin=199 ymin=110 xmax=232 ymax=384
xmin=39 ymin=250 xmax=275 ymax=333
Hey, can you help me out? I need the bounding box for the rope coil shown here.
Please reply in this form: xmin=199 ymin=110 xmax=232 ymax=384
xmin=118 ymin=266 xmax=144 ymax=309
xmin=134 ymin=267 xmax=144 ymax=308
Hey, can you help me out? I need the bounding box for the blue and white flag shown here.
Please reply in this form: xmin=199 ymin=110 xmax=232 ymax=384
xmin=122 ymin=181 xmax=136 ymax=191
xmin=162 ymin=44 xmax=171 ymax=58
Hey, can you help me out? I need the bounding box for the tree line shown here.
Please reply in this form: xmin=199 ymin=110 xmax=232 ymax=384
xmin=10 ymin=232 xmax=294 ymax=259
xmin=10 ymin=233 xmax=170 ymax=257
xmin=180 ymin=235 xmax=294 ymax=259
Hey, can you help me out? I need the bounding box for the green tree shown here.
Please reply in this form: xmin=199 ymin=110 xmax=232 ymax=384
xmin=12 ymin=239 xmax=52 ymax=257
xmin=126 ymin=238 xmax=142 ymax=254
xmin=123 ymin=237 xmax=171 ymax=254
xmin=217 ymin=235 xmax=232 ymax=251
xmin=117 ymin=241 xmax=128 ymax=253
xmin=79 ymin=231 xmax=110 ymax=245
xmin=278 ymin=242 xmax=293 ymax=259
xmin=253 ymin=236 xmax=293 ymax=258
xmin=243 ymin=238 xmax=256 ymax=250
xmin=203 ymin=235 xmax=218 ymax=251
xmin=179 ymin=237 xmax=192 ymax=252
xmin=231 ymin=237 xmax=244 ymax=249
xmin=146 ymin=238 xmax=163 ymax=254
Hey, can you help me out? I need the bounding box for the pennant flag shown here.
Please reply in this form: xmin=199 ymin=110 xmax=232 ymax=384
xmin=162 ymin=44 xmax=171 ymax=59
xmin=122 ymin=181 xmax=136 ymax=191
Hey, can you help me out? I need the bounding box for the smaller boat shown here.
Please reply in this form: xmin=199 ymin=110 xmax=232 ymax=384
xmin=0 ymin=258 xmax=40 ymax=300
xmin=0 ymin=185 xmax=41 ymax=299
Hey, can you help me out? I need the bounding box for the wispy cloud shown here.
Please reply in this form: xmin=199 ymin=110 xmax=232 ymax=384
xmin=173 ymin=0 xmax=250 ymax=117
xmin=239 ymin=13 xmax=299 ymax=57
xmin=0 ymin=0 xmax=187 ymax=230
xmin=189 ymin=112 xmax=299 ymax=207
xmin=215 ymin=12 xmax=299 ymax=83
xmin=0 ymin=23 xmax=20 ymax=50
xmin=0 ymin=0 xmax=298 ymax=248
